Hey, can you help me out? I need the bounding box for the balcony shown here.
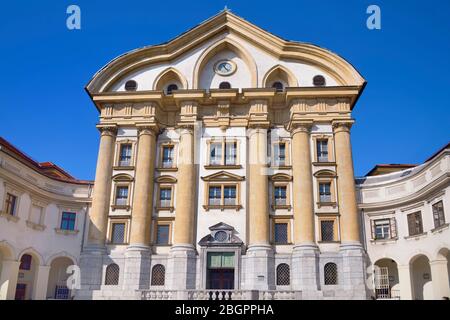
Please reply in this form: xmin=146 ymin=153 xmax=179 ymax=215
xmin=140 ymin=289 xmax=302 ymax=300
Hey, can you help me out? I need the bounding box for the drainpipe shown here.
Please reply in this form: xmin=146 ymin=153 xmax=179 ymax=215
xmin=80 ymin=183 xmax=92 ymax=253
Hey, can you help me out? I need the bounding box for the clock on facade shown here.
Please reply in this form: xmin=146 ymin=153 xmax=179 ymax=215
xmin=214 ymin=60 xmax=236 ymax=76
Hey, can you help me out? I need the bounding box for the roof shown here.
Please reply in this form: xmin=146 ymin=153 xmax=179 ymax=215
xmin=365 ymin=141 xmax=450 ymax=177
xmin=0 ymin=136 xmax=93 ymax=185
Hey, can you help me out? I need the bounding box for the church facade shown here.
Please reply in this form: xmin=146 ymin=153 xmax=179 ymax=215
xmin=0 ymin=11 xmax=448 ymax=300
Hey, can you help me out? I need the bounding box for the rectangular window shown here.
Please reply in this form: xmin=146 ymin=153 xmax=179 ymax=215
xmin=111 ymin=223 xmax=125 ymax=244
xmin=320 ymin=220 xmax=335 ymax=242
xmin=274 ymin=186 xmax=287 ymax=206
xmin=274 ymin=143 xmax=286 ymax=166
xmin=208 ymin=186 xmax=222 ymax=206
xmin=162 ymin=145 xmax=174 ymax=168
xmin=432 ymin=201 xmax=446 ymax=228
xmin=319 ymin=183 xmax=332 ymax=203
xmin=225 ymin=142 xmax=237 ymax=165
xmin=159 ymin=188 xmax=172 ymax=208
xmin=210 ymin=142 xmax=223 ymax=165
xmin=317 ymin=140 xmax=329 ymax=162
xmin=223 ymin=186 xmax=236 ymax=205
xmin=118 ymin=144 xmax=132 ymax=166
xmin=407 ymin=211 xmax=423 ymax=236
xmin=60 ymin=212 xmax=76 ymax=231
xmin=156 ymin=224 xmax=170 ymax=245
xmin=115 ymin=186 xmax=128 ymax=206
xmin=30 ymin=205 xmax=43 ymax=225
xmin=5 ymin=193 xmax=17 ymax=216
xmin=274 ymin=223 xmax=288 ymax=244
xmin=374 ymin=219 xmax=391 ymax=240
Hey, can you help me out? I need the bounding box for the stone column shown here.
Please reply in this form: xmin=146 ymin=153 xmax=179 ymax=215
xmin=87 ymin=125 xmax=117 ymax=246
xmin=430 ymin=259 xmax=450 ymax=299
xmin=397 ymin=264 xmax=413 ymax=300
xmin=123 ymin=125 xmax=158 ymax=291
xmin=333 ymin=120 xmax=367 ymax=299
xmin=333 ymin=121 xmax=360 ymax=245
xmin=289 ymin=122 xmax=320 ymax=296
xmin=167 ymin=125 xmax=197 ymax=290
xmin=77 ymin=125 xmax=116 ymax=298
xmin=0 ymin=260 xmax=19 ymax=300
xmin=245 ymin=126 xmax=274 ymax=290
xmin=32 ymin=265 xmax=51 ymax=300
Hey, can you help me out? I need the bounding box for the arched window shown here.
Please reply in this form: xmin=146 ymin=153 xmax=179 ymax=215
xmin=19 ymin=254 xmax=32 ymax=270
xmin=276 ymin=263 xmax=290 ymax=286
xmin=313 ymin=75 xmax=326 ymax=87
xmin=272 ymin=81 xmax=284 ymax=92
xmin=166 ymin=84 xmax=178 ymax=95
xmin=125 ymin=80 xmax=137 ymax=91
xmin=105 ymin=263 xmax=119 ymax=285
xmin=219 ymin=82 xmax=231 ymax=89
xmin=151 ymin=264 xmax=166 ymax=286
xmin=324 ymin=263 xmax=338 ymax=285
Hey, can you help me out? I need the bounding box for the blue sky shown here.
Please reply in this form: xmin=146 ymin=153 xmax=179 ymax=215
xmin=0 ymin=0 xmax=449 ymax=180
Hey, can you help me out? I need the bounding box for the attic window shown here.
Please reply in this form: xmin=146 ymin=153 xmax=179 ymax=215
xmin=313 ymin=75 xmax=326 ymax=87
xmin=166 ymin=84 xmax=178 ymax=95
xmin=125 ymin=80 xmax=137 ymax=91
xmin=219 ymin=82 xmax=231 ymax=89
xmin=272 ymin=81 xmax=284 ymax=92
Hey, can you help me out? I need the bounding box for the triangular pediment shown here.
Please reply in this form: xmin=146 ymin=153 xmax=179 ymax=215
xmin=209 ymin=222 xmax=234 ymax=231
xmin=201 ymin=171 xmax=245 ymax=182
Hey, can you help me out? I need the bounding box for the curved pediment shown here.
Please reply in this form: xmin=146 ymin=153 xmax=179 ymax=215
xmin=155 ymin=175 xmax=177 ymax=183
xmin=112 ymin=173 xmax=134 ymax=182
xmin=201 ymin=171 xmax=245 ymax=182
xmin=86 ymin=10 xmax=365 ymax=95
xmin=270 ymin=173 xmax=292 ymax=181
xmin=313 ymin=169 xmax=337 ymax=178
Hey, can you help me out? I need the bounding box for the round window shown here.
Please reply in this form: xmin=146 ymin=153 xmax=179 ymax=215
xmin=214 ymin=231 xmax=228 ymax=242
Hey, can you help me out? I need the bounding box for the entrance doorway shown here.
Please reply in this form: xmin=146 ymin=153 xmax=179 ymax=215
xmin=208 ymin=269 xmax=234 ymax=289
xmin=15 ymin=283 xmax=26 ymax=300
xmin=206 ymin=252 xmax=235 ymax=290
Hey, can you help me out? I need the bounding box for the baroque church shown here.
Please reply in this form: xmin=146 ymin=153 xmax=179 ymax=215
xmin=0 ymin=10 xmax=448 ymax=300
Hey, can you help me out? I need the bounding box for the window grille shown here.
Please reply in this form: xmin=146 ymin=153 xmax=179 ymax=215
xmin=151 ymin=264 xmax=166 ymax=286
xmin=320 ymin=220 xmax=335 ymax=242
xmin=111 ymin=223 xmax=125 ymax=244
xmin=54 ymin=285 xmax=70 ymax=299
xmin=274 ymin=223 xmax=288 ymax=244
xmin=276 ymin=264 xmax=290 ymax=286
xmin=324 ymin=263 xmax=338 ymax=285
xmin=105 ymin=264 xmax=119 ymax=285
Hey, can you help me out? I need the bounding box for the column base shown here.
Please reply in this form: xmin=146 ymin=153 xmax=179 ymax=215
xmin=339 ymin=242 xmax=368 ymax=300
xmin=291 ymin=243 xmax=320 ymax=298
xmin=166 ymin=244 xmax=197 ymax=290
xmin=243 ymin=244 xmax=275 ymax=291
xmin=122 ymin=244 xmax=151 ymax=291
xmin=75 ymin=245 xmax=107 ymax=300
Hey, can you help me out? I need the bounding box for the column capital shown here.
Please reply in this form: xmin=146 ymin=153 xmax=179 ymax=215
xmin=136 ymin=123 xmax=160 ymax=137
xmin=176 ymin=123 xmax=196 ymax=134
xmin=288 ymin=120 xmax=313 ymax=136
xmin=332 ymin=120 xmax=355 ymax=133
xmin=96 ymin=124 xmax=117 ymax=137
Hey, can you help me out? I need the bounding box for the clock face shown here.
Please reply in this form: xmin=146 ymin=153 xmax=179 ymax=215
xmin=214 ymin=60 xmax=236 ymax=76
